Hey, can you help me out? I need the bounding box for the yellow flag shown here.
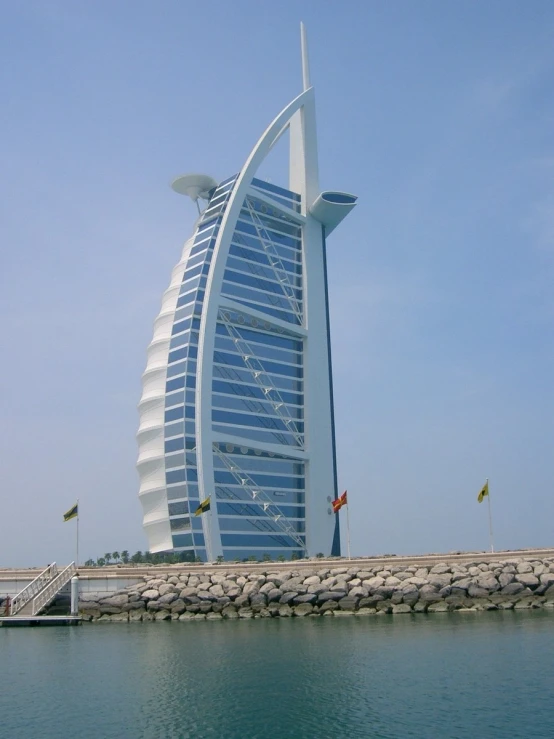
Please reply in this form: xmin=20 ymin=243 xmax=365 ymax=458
xmin=63 ymin=502 xmax=78 ymax=521
xmin=477 ymin=481 xmax=489 ymax=503
xmin=194 ymin=497 xmax=211 ymax=516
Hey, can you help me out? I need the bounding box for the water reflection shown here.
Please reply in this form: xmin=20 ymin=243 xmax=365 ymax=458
xmin=0 ymin=611 xmax=553 ymax=738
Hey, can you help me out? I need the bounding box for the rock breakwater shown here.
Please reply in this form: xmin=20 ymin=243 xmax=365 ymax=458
xmin=78 ymin=556 xmax=554 ymax=622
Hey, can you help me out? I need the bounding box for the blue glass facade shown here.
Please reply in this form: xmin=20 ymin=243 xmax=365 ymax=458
xmin=162 ymin=177 xmax=309 ymax=560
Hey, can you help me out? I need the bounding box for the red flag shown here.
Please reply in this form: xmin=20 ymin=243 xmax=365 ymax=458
xmin=332 ymin=490 xmax=347 ymax=513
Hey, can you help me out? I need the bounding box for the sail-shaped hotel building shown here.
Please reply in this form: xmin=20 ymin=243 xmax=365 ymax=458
xmin=137 ymin=26 xmax=357 ymax=561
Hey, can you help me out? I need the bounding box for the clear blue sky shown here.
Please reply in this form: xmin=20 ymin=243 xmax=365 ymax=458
xmin=1 ymin=1 xmax=553 ymax=566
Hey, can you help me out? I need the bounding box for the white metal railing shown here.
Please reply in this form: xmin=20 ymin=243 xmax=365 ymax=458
xmin=29 ymin=562 xmax=77 ymax=616
xmin=10 ymin=563 xmax=58 ymax=615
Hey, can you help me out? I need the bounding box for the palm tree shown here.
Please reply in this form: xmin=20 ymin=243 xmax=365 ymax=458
xmin=131 ymin=551 xmax=144 ymax=563
xmin=112 ymin=551 xmax=120 ymax=563
xmin=84 ymin=558 xmax=95 ymax=567
xmin=121 ymin=550 xmax=130 ymax=564
xmin=97 ymin=557 xmax=106 ymax=567
xmin=104 ymin=553 xmax=112 ymax=565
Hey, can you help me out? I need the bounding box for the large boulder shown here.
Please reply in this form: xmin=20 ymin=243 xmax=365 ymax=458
xmin=515 ymin=574 xmax=539 ymax=589
xmin=430 ymin=563 xmax=451 ymax=575
xmin=279 ymin=592 xmax=298 ymax=605
xmin=428 ymin=574 xmax=452 ymax=589
xmin=158 ymin=592 xmax=178 ymax=605
xmin=318 ymin=591 xmax=346 ymax=603
xmin=498 ymin=572 xmax=515 ymax=588
xmin=303 ymin=575 xmax=321 ymax=586
xmin=100 ymin=594 xmax=129 ymax=608
xmin=158 ymin=583 xmax=177 ymax=596
xmin=500 ymin=582 xmax=525 ymax=595
xmin=475 ymin=575 xmax=500 ymax=592
xmin=293 ymin=593 xmax=317 ymax=605
xmin=141 ymin=589 xmax=159 ymax=601
xmin=363 ymin=576 xmax=384 ymax=592
xmin=337 ymin=597 xmax=358 ymax=611
xmin=250 ymin=593 xmax=267 ymax=609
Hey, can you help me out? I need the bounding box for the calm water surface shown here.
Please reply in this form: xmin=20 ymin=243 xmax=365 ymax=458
xmin=1 ymin=611 xmax=553 ymax=738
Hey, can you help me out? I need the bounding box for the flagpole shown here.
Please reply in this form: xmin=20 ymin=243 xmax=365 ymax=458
xmin=76 ymin=498 xmax=80 ymax=566
xmin=345 ymin=497 xmax=351 ymax=560
xmin=486 ymin=480 xmax=494 ymax=553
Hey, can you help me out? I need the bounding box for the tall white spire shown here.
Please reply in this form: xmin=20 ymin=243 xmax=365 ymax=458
xmin=300 ymin=21 xmax=311 ymax=91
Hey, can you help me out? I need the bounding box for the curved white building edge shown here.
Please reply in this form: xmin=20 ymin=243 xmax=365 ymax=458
xmin=137 ymin=25 xmax=357 ymax=561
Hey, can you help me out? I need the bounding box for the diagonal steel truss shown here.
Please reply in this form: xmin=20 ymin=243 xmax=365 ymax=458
xmin=243 ymin=196 xmax=303 ymax=324
xmin=218 ymin=308 xmax=304 ymax=447
xmin=212 ymin=443 xmax=306 ymax=551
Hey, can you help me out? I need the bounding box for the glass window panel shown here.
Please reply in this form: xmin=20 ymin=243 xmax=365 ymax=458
xmin=223 ymin=268 xmax=302 ymax=299
xmin=166 ymin=468 xmax=186 ymax=484
xmin=172 ymin=317 xmax=192 ymax=336
xmin=239 ymin=208 xmax=301 ymax=239
xmin=212 ymin=365 xmax=302 ymax=392
xmin=229 ymin=243 xmax=301 ymax=273
xmin=165 ymin=405 xmax=184 ymax=422
xmin=167 ymin=361 xmax=187 ymax=378
xmin=221 ymin=283 xmax=301 ymax=316
xmin=167 ymin=484 xmax=187 ymax=500
xmin=232 ymin=231 xmax=301 ymax=264
xmin=215 ymin=323 xmax=302 ymax=352
xmin=213 ymin=350 xmax=302 ymax=378
xmin=170 ymin=332 xmax=190 ymax=350
xmin=186 ymin=251 xmax=209 ymax=270
xmin=165 ymin=391 xmax=184 ymax=408
xmin=212 ymin=379 xmax=303 ymax=407
xmin=251 ymin=178 xmax=300 ymax=201
xmin=212 ymin=409 xmax=303 ymax=434
xmin=165 ymin=437 xmax=184 ymax=453
xmin=215 ymin=486 xmax=304 ymax=504
xmin=220 ymin=457 xmax=304 ymax=475
xmin=235 ymin=219 xmax=300 ymax=250
xmin=212 ymin=424 xmax=298 ymax=447
xmin=220 ymin=533 xmax=303 ymax=548
xmin=218 ymin=518 xmax=305 ymax=533
xmin=166 ymin=375 xmax=186 ymax=393
xmin=177 ymin=293 xmax=195 ymax=309
xmin=165 ymin=422 xmax=184 ymax=438
xmin=179 ymin=275 xmax=201 ymax=294
xmin=165 ymin=453 xmax=185 ymax=469
xmin=168 ymin=501 xmax=190 ymax=516
xmin=170 ymin=517 xmax=192 ymax=532
xmin=214 ymin=335 xmax=302 ymax=366
xmin=174 ymin=303 xmax=194 ymax=322
xmin=217 ymin=502 xmax=305 ymax=518
xmin=168 ymin=347 xmax=187 ymax=364
xmin=212 ymin=392 xmax=303 ymax=419
xmin=226 ymin=256 xmax=302 ymax=288
xmin=172 ymin=533 xmax=193 ymax=548
xmin=214 ymin=470 xmax=304 ymax=489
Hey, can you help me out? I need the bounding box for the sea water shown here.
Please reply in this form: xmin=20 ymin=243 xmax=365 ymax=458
xmin=1 ymin=610 xmax=553 ymax=738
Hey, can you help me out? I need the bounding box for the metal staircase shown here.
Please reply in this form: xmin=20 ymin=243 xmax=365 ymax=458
xmin=10 ymin=562 xmax=77 ymax=616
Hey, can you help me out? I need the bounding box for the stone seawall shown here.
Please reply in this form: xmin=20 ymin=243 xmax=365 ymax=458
xmin=76 ymin=556 xmax=554 ymax=622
